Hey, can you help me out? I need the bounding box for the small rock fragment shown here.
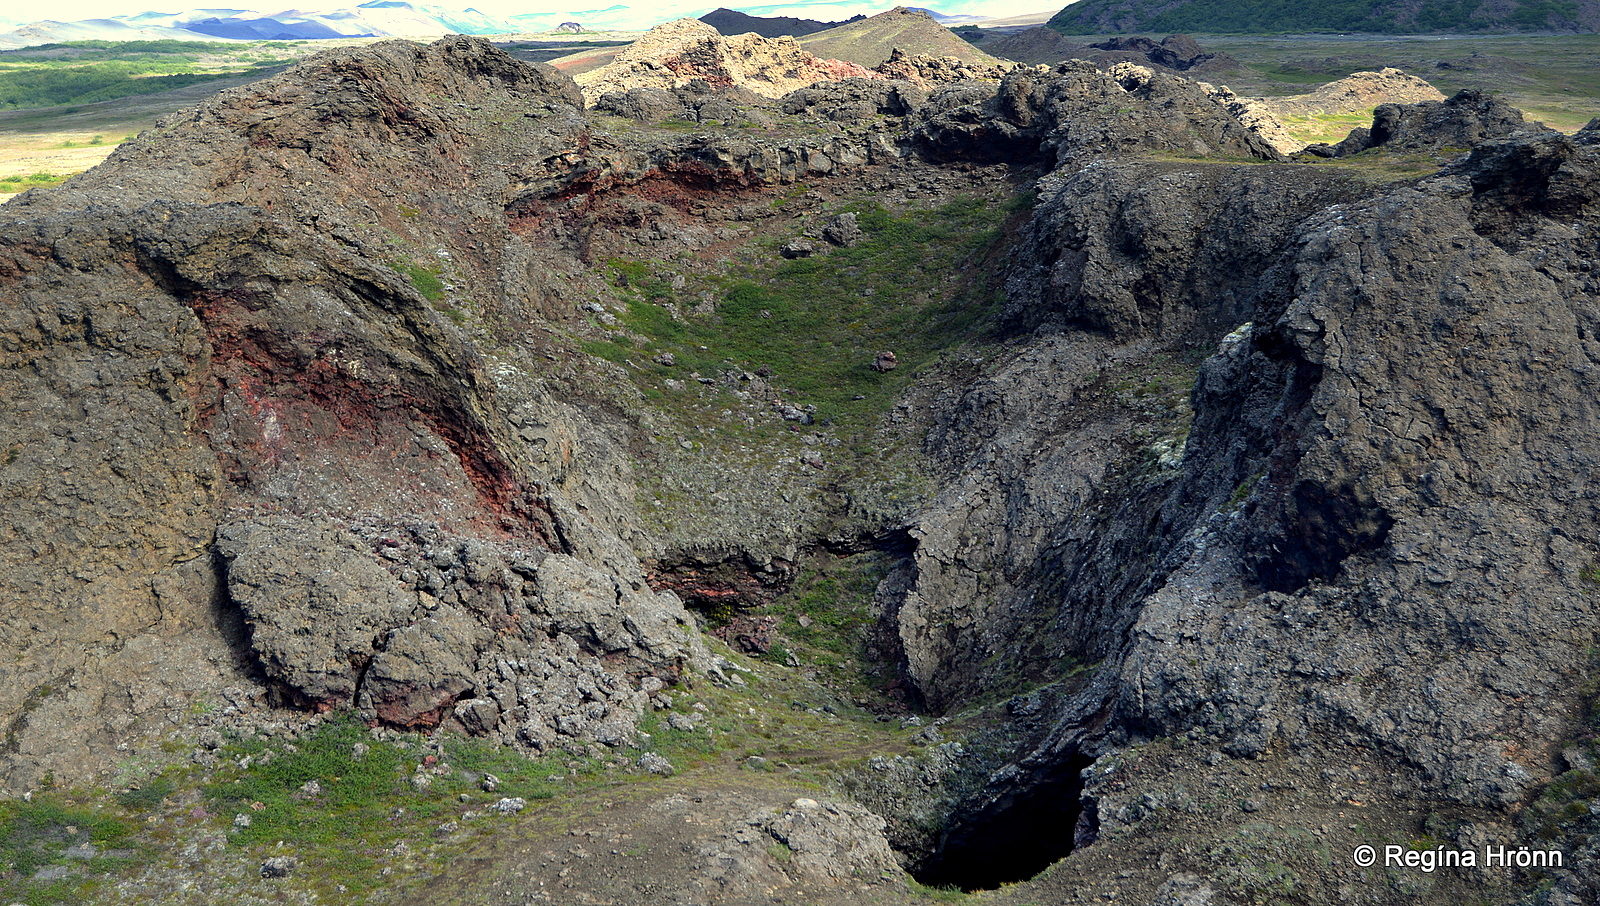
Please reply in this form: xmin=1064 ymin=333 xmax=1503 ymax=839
xmin=822 ymin=212 xmax=863 ymax=247
xmin=638 ymin=752 xmax=675 ymax=776
xmin=780 ymin=239 xmax=816 ymax=259
xmin=260 ymin=856 xmax=297 ymax=879
xmin=492 ymin=797 xmax=527 ymax=814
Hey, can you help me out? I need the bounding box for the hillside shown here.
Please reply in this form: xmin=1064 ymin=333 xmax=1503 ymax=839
xmin=1047 ymin=0 xmax=1600 ymax=34
xmin=799 ymin=6 xmax=1001 ymax=67
xmin=573 ymin=19 xmax=877 ymax=102
xmin=981 ymin=24 xmax=1092 ymax=63
xmin=698 ymin=7 xmax=860 ymax=37
xmin=6 ymin=26 xmax=1600 ymax=906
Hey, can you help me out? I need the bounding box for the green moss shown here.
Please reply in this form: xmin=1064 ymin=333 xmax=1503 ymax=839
xmin=113 ymin=777 xmax=173 ymax=811
xmin=1580 ymin=562 xmax=1600 ymax=586
xmin=401 ymin=263 xmax=445 ymax=302
xmin=909 ymin=878 xmax=971 ymax=901
xmin=777 ymin=554 xmax=887 ymax=663
xmin=194 ymin=715 xmax=606 ymax=896
xmin=608 ymin=197 xmax=1010 ymax=440
xmin=581 ymin=338 xmax=633 ymax=365
xmin=0 ymin=795 xmax=139 ymax=904
xmin=1227 ymin=472 xmax=1264 ymax=510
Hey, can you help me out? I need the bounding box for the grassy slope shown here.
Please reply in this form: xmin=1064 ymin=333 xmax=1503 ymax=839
xmin=798 ymin=9 xmax=1002 ymax=67
xmin=0 ymin=40 xmax=315 ymax=111
xmin=0 ymin=645 xmax=949 ymax=905
xmin=1047 ymin=0 xmax=1600 ymax=35
xmin=1205 ymin=32 xmax=1600 ymax=129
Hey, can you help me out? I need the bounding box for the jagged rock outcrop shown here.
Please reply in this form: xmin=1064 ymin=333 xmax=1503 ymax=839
xmin=1111 ymin=124 xmax=1600 ymax=803
xmin=779 ymin=77 xmax=927 ymax=123
xmin=886 ymin=161 xmax=1369 ymax=711
xmin=0 ymin=35 xmax=715 ymax=787
xmin=593 ymin=80 xmax=776 ymax=125
xmin=1198 ymin=81 xmax=1303 ymax=155
xmin=913 ymin=61 xmax=1283 ymax=166
xmin=575 ymin=19 xmax=879 ymax=104
xmin=217 ymin=517 xmax=703 ymax=743
xmin=1090 ymin=34 xmax=1214 ymax=71
xmin=1261 ymin=67 xmax=1445 ymax=117
xmin=1367 ymin=87 xmax=1551 ymax=149
xmin=1307 ymin=88 xmax=1552 ymax=158
xmin=871 ymin=47 xmax=1013 ymax=88
xmin=871 ymin=117 xmax=1600 ymax=902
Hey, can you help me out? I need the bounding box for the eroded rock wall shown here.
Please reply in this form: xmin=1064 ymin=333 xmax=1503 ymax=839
xmin=0 ymin=36 xmax=721 ymax=788
xmin=869 ymin=119 xmax=1600 ymax=902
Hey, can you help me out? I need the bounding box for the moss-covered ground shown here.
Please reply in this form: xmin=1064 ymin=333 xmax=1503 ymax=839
xmin=0 ymin=639 xmax=965 ymax=904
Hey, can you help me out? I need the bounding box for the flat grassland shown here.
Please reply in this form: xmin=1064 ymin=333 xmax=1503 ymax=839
xmin=1 ymin=31 xmax=1597 ymax=203
xmin=1199 ymin=32 xmax=1600 ymax=132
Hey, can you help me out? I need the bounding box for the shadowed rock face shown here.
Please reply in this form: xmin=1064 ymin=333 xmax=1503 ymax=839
xmin=1308 ymin=88 xmax=1551 ymax=158
xmin=912 ymin=61 xmax=1284 ymax=167
xmin=862 ymin=122 xmax=1600 ymax=899
xmin=5 ymin=29 xmax=1600 ymax=906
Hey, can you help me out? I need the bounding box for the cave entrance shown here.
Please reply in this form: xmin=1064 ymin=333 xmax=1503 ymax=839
xmin=912 ymin=752 xmax=1096 ymax=891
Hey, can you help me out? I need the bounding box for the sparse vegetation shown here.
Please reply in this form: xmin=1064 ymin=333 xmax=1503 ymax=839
xmin=0 ymin=172 xmax=71 ymax=192
xmin=1581 ymin=563 xmax=1600 ymax=586
xmin=909 ymin=877 xmax=971 ymax=901
xmin=0 ymin=795 xmax=140 ymax=905
xmin=401 ymin=262 xmax=446 ymax=302
xmin=1049 ymin=0 xmax=1589 ymax=35
xmin=1227 ymin=471 xmax=1264 ymax=509
xmin=776 ymin=554 xmax=888 ymax=668
xmin=593 ymin=196 xmax=1009 ymax=441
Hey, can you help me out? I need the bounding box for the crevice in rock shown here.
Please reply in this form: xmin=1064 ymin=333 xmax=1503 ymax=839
xmin=650 ymin=554 xmax=794 ymax=616
xmin=912 ymin=749 xmax=1097 ymax=891
xmin=819 ymin=525 xmax=916 ymax=557
xmin=205 ymin=547 xmax=271 ymax=690
xmin=209 ymin=546 xmax=276 ymax=693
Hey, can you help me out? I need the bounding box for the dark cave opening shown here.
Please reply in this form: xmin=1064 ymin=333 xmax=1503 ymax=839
xmin=913 ymin=751 xmax=1097 ymax=891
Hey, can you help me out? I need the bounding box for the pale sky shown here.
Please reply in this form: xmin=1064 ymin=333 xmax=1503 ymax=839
xmin=2 ymin=0 xmax=1054 ymax=28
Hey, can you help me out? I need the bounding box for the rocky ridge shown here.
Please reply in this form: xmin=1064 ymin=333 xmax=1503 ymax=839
xmin=575 ymin=18 xmax=880 ymax=103
xmin=698 ymin=7 xmax=859 ymax=38
xmin=1262 ymin=67 xmax=1446 ymax=117
xmin=798 ymin=6 xmax=1004 ymax=68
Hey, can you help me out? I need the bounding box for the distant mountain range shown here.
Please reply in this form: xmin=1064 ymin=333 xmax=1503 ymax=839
xmin=1047 ymin=0 xmax=1600 ymax=34
xmin=0 ymin=2 xmax=573 ymax=46
xmin=0 ymin=2 xmax=1019 ymax=49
